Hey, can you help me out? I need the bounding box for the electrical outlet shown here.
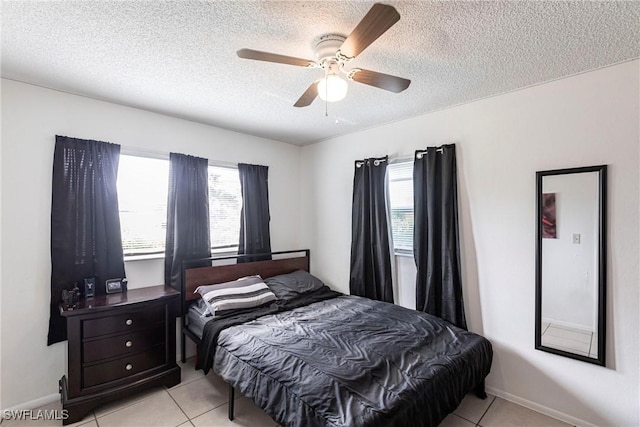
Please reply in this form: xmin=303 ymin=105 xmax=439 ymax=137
xmin=572 ymin=233 xmax=581 ymax=244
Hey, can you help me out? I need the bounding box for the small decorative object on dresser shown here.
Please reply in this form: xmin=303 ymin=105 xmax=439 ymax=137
xmin=61 ymin=284 xmax=80 ymax=310
xmin=105 ymin=277 xmax=127 ymax=294
xmin=59 ymin=285 xmax=181 ymax=425
xmin=83 ymin=277 xmax=96 ymax=298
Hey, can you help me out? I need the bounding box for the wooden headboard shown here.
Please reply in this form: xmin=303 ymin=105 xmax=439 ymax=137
xmin=182 ymin=250 xmax=310 ymax=303
xmin=179 ymin=250 xmax=310 ymax=359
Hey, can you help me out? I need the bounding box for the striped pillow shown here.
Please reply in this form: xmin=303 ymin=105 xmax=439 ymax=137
xmin=195 ymin=275 xmax=276 ymax=315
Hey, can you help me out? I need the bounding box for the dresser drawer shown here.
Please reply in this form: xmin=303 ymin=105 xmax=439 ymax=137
xmin=83 ymin=346 xmax=166 ymax=388
xmin=83 ymin=326 xmax=165 ymax=363
xmin=83 ymin=305 xmax=164 ymax=338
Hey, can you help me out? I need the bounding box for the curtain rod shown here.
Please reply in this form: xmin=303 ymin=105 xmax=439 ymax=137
xmin=357 ymin=146 xmax=449 ymax=167
xmin=415 ymin=147 xmax=444 ymax=159
xmin=355 ymin=156 xmax=388 ymax=168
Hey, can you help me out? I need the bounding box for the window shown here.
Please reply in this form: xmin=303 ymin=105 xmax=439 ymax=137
xmin=117 ymin=154 xmax=242 ymax=257
xmin=208 ymin=166 xmax=242 ymax=251
xmin=387 ymin=161 xmax=414 ymax=253
xmin=117 ymin=155 xmax=169 ymax=256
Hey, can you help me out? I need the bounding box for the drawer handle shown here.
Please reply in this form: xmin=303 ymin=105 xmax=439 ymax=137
xmin=125 ymin=363 xmax=133 ymax=371
xmin=125 ymin=340 xmax=133 ymax=348
xmin=125 ymin=319 xmax=133 ymax=326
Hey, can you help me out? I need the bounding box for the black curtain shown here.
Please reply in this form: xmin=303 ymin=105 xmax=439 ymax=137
xmin=349 ymin=156 xmax=394 ymax=303
xmin=237 ymin=163 xmax=271 ymax=262
xmin=413 ymin=144 xmax=467 ymax=329
xmin=48 ymin=136 xmax=125 ymax=345
xmin=165 ymin=153 xmax=211 ymax=291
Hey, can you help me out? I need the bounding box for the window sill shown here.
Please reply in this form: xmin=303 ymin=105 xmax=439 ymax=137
xmin=211 ymin=247 xmax=239 ymax=257
xmin=123 ymin=248 xmax=239 ymax=263
xmin=124 ymin=253 xmax=164 ymax=262
xmin=394 ymin=250 xmax=414 ymax=258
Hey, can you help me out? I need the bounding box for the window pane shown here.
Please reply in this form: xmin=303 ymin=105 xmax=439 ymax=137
xmin=209 ymin=166 xmax=242 ymax=249
xmin=117 ymin=155 xmax=169 ymax=255
xmin=388 ymin=161 xmax=414 ymax=252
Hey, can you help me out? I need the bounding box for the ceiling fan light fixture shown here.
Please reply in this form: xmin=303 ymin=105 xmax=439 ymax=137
xmin=237 ymin=4 xmax=410 ymax=108
xmin=318 ymin=74 xmax=348 ymax=102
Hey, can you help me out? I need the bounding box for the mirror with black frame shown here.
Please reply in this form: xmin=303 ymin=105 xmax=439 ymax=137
xmin=535 ymin=165 xmax=606 ymax=366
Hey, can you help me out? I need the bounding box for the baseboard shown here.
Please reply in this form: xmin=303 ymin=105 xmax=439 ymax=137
xmin=2 ymin=392 xmax=59 ymax=413
xmin=485 ymin=385 xmax=596 ymax=427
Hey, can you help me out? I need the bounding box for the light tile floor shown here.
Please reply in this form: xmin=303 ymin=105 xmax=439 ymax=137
xmin=541 ymin=322 xmax=597 ymax=358
xmin=1 ymin=358 xmax=572 ymax=427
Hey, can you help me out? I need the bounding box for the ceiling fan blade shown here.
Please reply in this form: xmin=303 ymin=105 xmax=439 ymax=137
xmin=339 ymin=3 xmax=400 ymax=59
xmin=350 ymin=69 xmax=411 ymax=93
xmin=237 ymin=48 xmax=315 ymax=67
xmin=294 ymin=81 xmax=319 ymax=107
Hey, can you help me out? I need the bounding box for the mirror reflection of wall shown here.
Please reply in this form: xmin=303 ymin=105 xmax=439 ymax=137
xmin=541 ymin=172 xmax=599 ymax=358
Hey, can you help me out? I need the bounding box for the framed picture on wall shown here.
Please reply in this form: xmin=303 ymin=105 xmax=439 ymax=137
xmin=542 ymin=193 xmax=557 ymax=238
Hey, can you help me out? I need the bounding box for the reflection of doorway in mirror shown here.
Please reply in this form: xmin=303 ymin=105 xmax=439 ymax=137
xmin=541 ymin=172 xmax=599 ymax=359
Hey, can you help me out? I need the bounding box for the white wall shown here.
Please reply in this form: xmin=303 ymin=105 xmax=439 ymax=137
xmin=300 ymin=60 xmax=639 ymax=426
xmin=0 ymin=78 xmax=4 ymax=414
xmin=0 ymin=79 xmax=301 ymax=410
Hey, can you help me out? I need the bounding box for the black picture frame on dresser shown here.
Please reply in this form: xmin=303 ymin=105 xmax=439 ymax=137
xmin=59 ymin=285 xmax=181 ymax=425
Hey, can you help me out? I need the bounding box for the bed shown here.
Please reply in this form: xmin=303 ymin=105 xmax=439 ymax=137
xmin=180 ymin=250 xmax=493 ymax=427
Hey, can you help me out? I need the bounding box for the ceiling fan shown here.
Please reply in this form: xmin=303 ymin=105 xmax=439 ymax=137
xmin=236 ymin=3 xmax=411 ymax=108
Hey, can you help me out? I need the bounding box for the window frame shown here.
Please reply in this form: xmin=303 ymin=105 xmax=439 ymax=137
xmin=387 ymin=158 xmax=414 ymax=256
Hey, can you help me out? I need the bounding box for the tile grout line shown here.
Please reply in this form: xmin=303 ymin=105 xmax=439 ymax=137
xmin=543 ymin=333 xmax=592 ymax=344
xmin=454 ymin=408 xmax=480 ymax=425
xmin=546 ymin=323 xmax=593 ymax=334
xmin=548 ymin=326 xmax=587 ymax=334
xmin=453 ymin=394 xmax=496 ymax=425
xmin=165 ymin=388 xmax=191 ymax=426
xmin=542 ymin=343 xmax=591 ymax=357
xmin=166 ymin=375 xmax=234 ymax=423
xmin=173 ymin=362 xmax=211 ymax=389
xmin=182 ymin=398 xmax=231 ymax=422
xmin=169 ymin=375 xmax=207 ymax=391
xmin=475 ymin=395 xmax=497 ymax=426
xmin=543 ymin=327 xmax=592 ymax=340
xmin=453 ymin=413 xmax=476 ymax=425
xmin=93 ymin=387 xmax=166 ymax=420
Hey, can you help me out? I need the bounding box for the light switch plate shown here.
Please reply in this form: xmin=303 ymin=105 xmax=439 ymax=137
xmin=572 ymin=233 xmax=581 ymax=244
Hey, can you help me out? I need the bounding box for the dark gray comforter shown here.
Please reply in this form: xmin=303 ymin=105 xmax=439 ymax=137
xmin=201 ymin=289 xmax=493 ymax=427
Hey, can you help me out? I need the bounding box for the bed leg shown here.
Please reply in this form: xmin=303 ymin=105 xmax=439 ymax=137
xmin=180 ymin=332 xmax=186 ymax=363
xmin=474 ymin=380 xmax=487 ymax=399
xmin=228 ymin=383 xmax=235 ymax=420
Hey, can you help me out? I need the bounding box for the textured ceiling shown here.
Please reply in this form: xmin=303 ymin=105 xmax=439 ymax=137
xmin=2 ymin=1 xmax=639 ymax=146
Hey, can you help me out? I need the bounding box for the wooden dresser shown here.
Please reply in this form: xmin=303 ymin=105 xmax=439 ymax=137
xmin=59 ymin=285 xmax=181 ymax=424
